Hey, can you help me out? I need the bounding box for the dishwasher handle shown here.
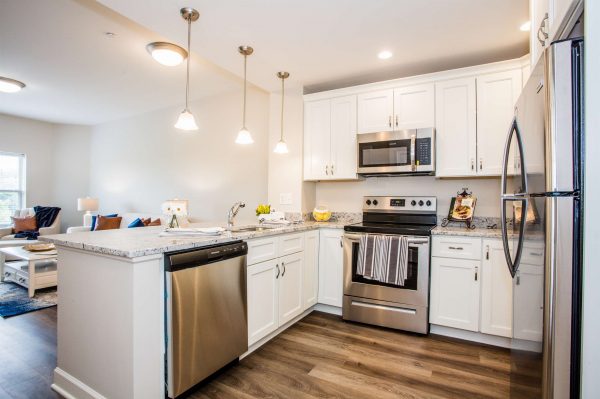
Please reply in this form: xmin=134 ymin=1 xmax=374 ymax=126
xmin=165 ymin=241 xmax=248 ymax=272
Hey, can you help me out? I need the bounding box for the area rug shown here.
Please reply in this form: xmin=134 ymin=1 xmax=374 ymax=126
xmin=0 ymin=282 xmax=57 ymax=318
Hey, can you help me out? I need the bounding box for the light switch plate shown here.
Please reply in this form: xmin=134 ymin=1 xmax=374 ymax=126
xmin=279 ymin=193 xmax=293 ymax=205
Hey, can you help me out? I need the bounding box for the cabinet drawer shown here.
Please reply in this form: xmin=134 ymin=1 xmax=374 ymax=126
xmin=520 ymin=243 xmax=545 ymax=266
xmin=279 ymin=233 xmax=305 ymax=256
xmin=432 ymin=236 xmax=482 ymax=260
xmin=247 ymin=237 xmax=279 ymax=265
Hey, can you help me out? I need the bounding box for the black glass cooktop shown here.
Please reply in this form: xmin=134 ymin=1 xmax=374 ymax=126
xmin=344 ymin=222 xmax=435 ymax=236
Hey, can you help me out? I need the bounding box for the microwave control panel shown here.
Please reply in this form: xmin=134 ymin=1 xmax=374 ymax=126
xmin=415 ymin=138 xmax=431 ymax=165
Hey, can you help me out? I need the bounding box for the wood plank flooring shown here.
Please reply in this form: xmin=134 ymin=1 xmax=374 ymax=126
xmin=189 ymin=312 xmax=541 ymax=398
xmin=0 ymin=307 xmax=59 ymax=399
xmin=0 ymin=308 xmax=540 ymax=398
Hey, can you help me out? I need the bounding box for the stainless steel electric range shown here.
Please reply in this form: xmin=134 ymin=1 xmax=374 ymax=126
xmin=342 ymin=196 xmax=437 ymax=334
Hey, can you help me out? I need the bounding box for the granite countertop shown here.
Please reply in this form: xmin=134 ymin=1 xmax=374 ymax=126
xmin=40 ymin=221 xmax=346 ymax=259
xmin=432 ymin=225 xmax=505 ymax=238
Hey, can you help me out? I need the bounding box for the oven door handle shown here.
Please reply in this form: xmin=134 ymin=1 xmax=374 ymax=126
xmin=343 ymin=233 xmax=429 ymax=245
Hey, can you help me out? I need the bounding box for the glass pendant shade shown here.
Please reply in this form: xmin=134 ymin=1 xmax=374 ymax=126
xmin=146 ymin=42 xmax=187 ymax=66
xmin=273 ymin=139 xmax=289 ymax=154
xmin=235 ymin=128 xmax=254 ymax=144
xmin=174 ymin=109 xmax=199 ymax=130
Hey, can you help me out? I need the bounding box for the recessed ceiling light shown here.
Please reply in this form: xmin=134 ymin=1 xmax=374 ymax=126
xmin=146 ymin=42 xmax=188 ymax=66
xmin=520 ymin=21 xmax=531 ymax=31
xmin=0 ymin=77 xmax=26 ymax=93
xmin=104 ymin=32 xmax=116 ymax=38
xmin=378 ymin=50 xmax=393 ymax=60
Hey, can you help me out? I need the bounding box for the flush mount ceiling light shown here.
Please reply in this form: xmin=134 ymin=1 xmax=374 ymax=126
xmin=520 ymin=21 xmax=532 ymax=31
xmin=378 ymin=50 xmax=393 ymax=60
xmin=273 ymin=71 xmax=290 ymax=154
xmin=146 ymin=42 xmax=188 ymax=66
xmin=174 ymin=7 xmax=200 ymax=131
xmin=235 ymin=46 xmax=254 ymax=145
xmin=0 ymin=77 xmax=26 ymax=93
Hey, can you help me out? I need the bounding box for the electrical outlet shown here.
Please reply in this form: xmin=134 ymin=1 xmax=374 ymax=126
xmin=279 ymin=193 xmax=293 ymax=205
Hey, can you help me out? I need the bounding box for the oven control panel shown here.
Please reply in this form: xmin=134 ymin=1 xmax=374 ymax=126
xmin=363 ymin=196 xmax=437 ymax=213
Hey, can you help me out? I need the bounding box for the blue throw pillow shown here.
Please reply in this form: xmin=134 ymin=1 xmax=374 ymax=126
xmin=128 ymin=218 xmax=145 ymax=228
xmin=91 ymin=214 xmax=118 ymax=231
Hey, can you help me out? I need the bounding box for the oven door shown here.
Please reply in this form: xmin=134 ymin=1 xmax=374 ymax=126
xmin=343 ymin=232 xmax=430 ymax=307
xmin=357 ymin=130 xmax=415 ymax=174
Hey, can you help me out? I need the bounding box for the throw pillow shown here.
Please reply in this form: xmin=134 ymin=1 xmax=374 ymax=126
xmin=95 ymin=216 xmax=122 ymax=231
xmin=147 ymin=218 xmax=161 ymax=226
xmin=91 ymin=214 xmax=118 ymax=231
xmin=12 ymin=216 xmax=37 ymax=233
xmin=128 ymin=218 xmax=145 ymax=228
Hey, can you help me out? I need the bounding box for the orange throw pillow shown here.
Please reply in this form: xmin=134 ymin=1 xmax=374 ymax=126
xmin=12 ymin=216 xmax=37 ymax=233
xmin=147 ymin=218 xmax=161 ymax=226
xmin=95 ymin=216 xmax=122 ymax=230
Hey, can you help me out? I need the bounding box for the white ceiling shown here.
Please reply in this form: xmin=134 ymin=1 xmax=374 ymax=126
xmin=0 ymin=0 xmax=529 ymax=125
xmin=99 ymin=0 xmax=529 ymax=93
xmin=0 ymin=0 xmax=243 ymax=125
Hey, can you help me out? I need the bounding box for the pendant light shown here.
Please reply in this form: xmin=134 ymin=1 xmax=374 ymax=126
xmin=146 ymin=42 xmax=187 ymax=66
xmin=273 ymin=71 xmax=290 ymax=154
xmin=235 ymin=46 xmax=254 ymax=144
xmin=0 ymin=76 xmax=26 ymax=93
xmin=174 ymin=7 xmax=200 ymax=131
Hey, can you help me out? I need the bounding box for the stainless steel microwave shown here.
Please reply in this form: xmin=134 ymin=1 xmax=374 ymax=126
xmin=356 ymin=128 xmax=435 ymax=176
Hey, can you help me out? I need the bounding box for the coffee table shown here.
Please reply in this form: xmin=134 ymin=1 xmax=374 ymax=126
xmin=0 ymin=246 xmax=58 ymax=297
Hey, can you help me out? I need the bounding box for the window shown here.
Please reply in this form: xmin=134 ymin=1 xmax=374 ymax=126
xmin=0 ymin=152 xmax=26 ymax=226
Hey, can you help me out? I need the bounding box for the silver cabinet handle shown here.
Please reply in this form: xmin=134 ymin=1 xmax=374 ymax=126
xmin=281 ymin=262 xmax=286 ymax=277
xmin=516 ymin=271 xmax=521 ymax=285
xmin=530 ymin=252 xmax=543 ymax=257
xmin=340 ymin=238 xmax=343 ymax=248
xmin=448 ymin=246 xmax=464 ymax=250
xmin=388 ymin=115 xmax=392 ymax=128
xmin=480 ymin=158 xmax=483 ymax=170
xmin=275 ymin=264 xmax=280 ymax=279
xmin=330 ymin=164 xmax=335 ymax=175
xmin=395 ymin=115 xmax=398 ymax=127
xmin=474 ymin=266 xmax=478 ymax=282
xmin=471 ymin=159 xmax=475 ymax=171
xmin=486 ymin=245 xmax=490 ymax=260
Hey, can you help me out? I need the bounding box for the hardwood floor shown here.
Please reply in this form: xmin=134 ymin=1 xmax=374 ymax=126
xmin=0 ymin=309 xmax=540 ymax=399
xmin=0 ymin=307 xmax=58 ymax=399
xmin=189 ymin=312 xmax=541 ymax=399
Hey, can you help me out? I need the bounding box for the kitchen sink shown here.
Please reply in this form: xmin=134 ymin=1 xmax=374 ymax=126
xmin=228 ymin=225 xmax=276 ymax=233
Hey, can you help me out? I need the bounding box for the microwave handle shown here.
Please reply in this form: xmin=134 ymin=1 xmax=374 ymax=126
xmin=410 ymin=134 xmax=416 ymax=172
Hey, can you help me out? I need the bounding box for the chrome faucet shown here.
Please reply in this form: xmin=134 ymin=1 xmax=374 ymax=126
xmin=227 ymin=202 xmax=245 ymax=228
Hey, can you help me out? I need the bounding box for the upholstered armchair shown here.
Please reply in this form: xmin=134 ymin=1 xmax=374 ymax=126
xmin=0 ymin=208 xmax=61 ymax=240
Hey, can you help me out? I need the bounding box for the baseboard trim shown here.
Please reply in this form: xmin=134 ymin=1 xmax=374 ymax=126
xmin=52 ymin=367 xmax=108 ymax=399
xmin=430 ymin=324 xmax=513 ymax=349
xmin=314 ymin=303 xmax=342 ymax=315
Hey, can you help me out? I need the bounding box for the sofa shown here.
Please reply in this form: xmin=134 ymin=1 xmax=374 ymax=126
xmin=66 ymin=212 xmax=182 ymax=233
xmin=0 ymin=208 xmax=61 ymax=241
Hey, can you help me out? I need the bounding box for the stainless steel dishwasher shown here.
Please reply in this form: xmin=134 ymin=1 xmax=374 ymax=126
xmin=164 ymin=241 xmax=248 ymax=398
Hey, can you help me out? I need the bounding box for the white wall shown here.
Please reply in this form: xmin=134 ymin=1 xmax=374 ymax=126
xmin=581 ymin=1 xmax=599 ymax=397
xmin=89 ymin=88 xmax=269 ymax=225
xmin=0 ymin=113 xmax=91 ymax=231
xmin=316 ymin=176 xmax=501 ymax=218
xmin=267 ymin=87 xmax=315 ymax=214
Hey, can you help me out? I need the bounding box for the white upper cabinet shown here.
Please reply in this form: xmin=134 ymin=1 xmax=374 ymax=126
xmin=330 ymin=96 xmax=358 ymax=179
xmin=476 ymin=69 xmax=522 ymax=176
xmin=393 ymin=83 xmax=434 ymax=129
xmin=435 ymin=77 xmax=477 ymax=177
xmin=304 ymin=95 xmax=357 ymax=181
xmin=357 ymin=90 xmax=394 ymax=133
xmin=304 ymin=99 xmax=331 ymax=180
xmin=480 ymin=240 xmax=514 ymax=338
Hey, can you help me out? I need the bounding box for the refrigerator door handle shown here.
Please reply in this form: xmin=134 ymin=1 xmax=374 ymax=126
xmin=500 ymin=197 xmax=527 ymax=278
xmin=501 ymin=117 xmax=528 ymax=196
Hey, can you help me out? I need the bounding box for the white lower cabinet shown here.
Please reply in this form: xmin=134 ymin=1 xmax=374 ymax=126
xmin=431 ymin=236 xmax=515 ymax=339
xmin=278 ymin=252 xmax=304 ymax=325
xmin=430 ymin=256 xmax=481 ymax=331
xmin=302 ymin=230 xmax=319 ymax=308
xmin=318 ymin=228 xmax=344 ymax=307
xmin=481 ymin=240 xmax=514 ymax=337
xmin=247 ymin=259 xmax=279 ymax=345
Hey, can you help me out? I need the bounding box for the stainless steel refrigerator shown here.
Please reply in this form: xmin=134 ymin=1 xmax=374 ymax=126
xmin=501 ymin=38 xmax=583 ymax=398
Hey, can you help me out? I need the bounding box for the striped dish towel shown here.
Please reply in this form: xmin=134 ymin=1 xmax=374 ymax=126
xmin=357 ymin=234 xmax=409 ymax=286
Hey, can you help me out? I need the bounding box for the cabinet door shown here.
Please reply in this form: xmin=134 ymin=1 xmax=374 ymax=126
xmin=435 ymin=78 xmax=477 ymax=177
xmin=357 ymin=90 xmax=394 ymax=133
xmin=393 ymin=83 xmax=434 ymax=129
xmin=303 ymin=230 xmax=319 ymax=309
xmin=318 ymin=229 xmax=344 ymax=307
xmin=430 ymin=257 xmax=480 ymax=332
xmin=247 ymin=259 xmax=279 ymax=345
xmin=304 ymin=99 xmax=331 ymax=180
xmin=481 ymin=240 xmax=514 ymax=337
xmin=476 ymin=69 xmax=522 ymax=176
xmin=278 ymin=252 xmax=304 ymax=325
xmin=513 ymin=263 xmax=544 ymax=341
xmin=330 ymin=95 xmax=358 ymax=179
